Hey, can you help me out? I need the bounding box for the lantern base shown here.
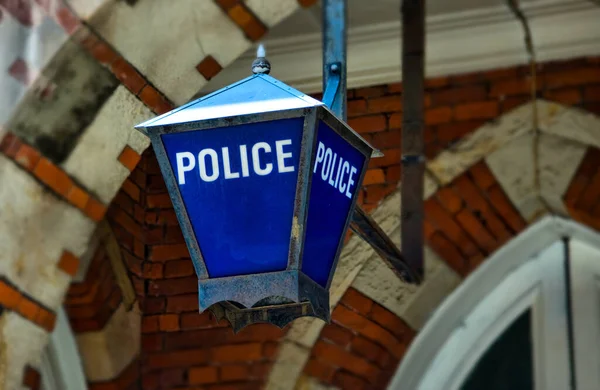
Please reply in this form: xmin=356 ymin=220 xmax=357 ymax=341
xmin=198 ymin=270 xmax=330 ymax=330
xmin=209 ymin=300 xmax=327 ymax=333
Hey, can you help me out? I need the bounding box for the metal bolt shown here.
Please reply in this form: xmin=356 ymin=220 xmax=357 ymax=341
xmin=330 ymin=63 xmax=340 ymax=74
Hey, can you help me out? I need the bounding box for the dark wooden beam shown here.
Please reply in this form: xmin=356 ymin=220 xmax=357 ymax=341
xmin=400 ymin=0 xmax=426 ymax=281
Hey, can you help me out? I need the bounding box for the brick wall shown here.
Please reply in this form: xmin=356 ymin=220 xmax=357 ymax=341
xmin=343 ymin=56 xmax=600 ymax=213
xmin=67 ymin=55 xmax=599 ymax=389
xmin=302 ymin=288 xmax=415 ymax=390
xmin=564 ymin=147 xmax=600 ymax=230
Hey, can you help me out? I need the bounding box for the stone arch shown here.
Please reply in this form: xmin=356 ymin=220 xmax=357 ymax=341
xmin=278 ymin=100 xmax=600 ymax=389
xmin=0 ymin=0 xmax=313 ymax=387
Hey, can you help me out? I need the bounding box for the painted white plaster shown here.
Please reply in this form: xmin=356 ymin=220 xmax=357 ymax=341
xmin=76 ymin=302 xmax=141 ymax=382
xmin=67 ymin=0 xmax=109 ymax=20
xmin=540 ymin=101 xmax=600 ymax=150
xmin=265 ymin=341 xmax=311 ymax=390
xmin=0 ymin=312 xmax=48 ymax=390
xmin=90 ymin=0 xmax=251 ymax=104
xmin=428 ymin=103 xmax=533 ymax=185
xmin=62 ymin=86 xmax=151 ymax=204
xmin=245 ymin=0 xmax=300 ymax=28
xmin=0 ymin=156 xmax=95 ymax=308
xmin=539 ymin=133 xmax=587 ymax=216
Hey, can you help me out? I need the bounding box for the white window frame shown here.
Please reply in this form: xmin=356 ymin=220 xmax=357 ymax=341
xmin=389 ymin=216 xmax=600 ymax=390
xmin=40 ymin=307 xmax=88 ymax=390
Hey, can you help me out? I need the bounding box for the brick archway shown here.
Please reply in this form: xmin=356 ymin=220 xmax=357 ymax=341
xmin=0 ymin=0 xmax=314 ymax=388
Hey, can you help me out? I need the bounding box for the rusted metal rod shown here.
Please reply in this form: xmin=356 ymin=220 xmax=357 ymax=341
xmin=400 ymin=0 xmax=426 ymax=281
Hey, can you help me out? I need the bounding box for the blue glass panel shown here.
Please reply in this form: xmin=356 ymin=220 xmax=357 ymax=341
xmin=302 ymin=122 xmax=366 ymax=287
xmin=161 ymin=118 xmax=303 ymax=278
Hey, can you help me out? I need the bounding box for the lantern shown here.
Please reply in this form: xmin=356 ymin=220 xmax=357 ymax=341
xmin=135 ymin=72 xmax=376 ymax=331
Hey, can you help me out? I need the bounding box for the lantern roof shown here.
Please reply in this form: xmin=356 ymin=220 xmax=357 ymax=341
xmin=135 ymin=74 xmax=323 ymax=130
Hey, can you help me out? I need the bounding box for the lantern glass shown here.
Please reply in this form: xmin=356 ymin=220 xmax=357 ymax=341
xmin=301 ymin=120 xmax=366 ymax=287
xmin=161 ymin=117 xmax=305 ymax=278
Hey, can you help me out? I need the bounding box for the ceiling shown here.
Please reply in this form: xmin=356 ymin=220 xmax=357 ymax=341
xmin=268 ymin=0 xmax=505 ymax=39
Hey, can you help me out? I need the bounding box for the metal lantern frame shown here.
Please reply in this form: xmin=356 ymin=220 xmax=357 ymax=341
xmin=136 ymin=74 xmax=376 ymax=329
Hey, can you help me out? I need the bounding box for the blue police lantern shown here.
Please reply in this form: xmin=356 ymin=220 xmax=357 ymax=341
xmin=135 ymin=69 xmax=377 ymax=332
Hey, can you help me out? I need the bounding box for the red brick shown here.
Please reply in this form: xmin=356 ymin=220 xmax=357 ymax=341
xmin=142 ymin=315 xmax=159 ymax=333
xmin=452 ymin=175 xmax=512 ymax=243
xmin=341 ymin=288 xmax=374 ymax=315
xmin=150 ymin=244 xmax=190 ymax=261
xmin=368 ymin=96 xmax=401 ymax=113
xmin=424 ymin=198 xmax=480 ymax=257
xmin=164 ymin=226 xmax=185 ymax=244
xmin=425 ymin=107 xmax=453 ymax=125
xmin=211 ymin=343 xmax=262 ymax=363
xmin=146 ymin=194 xmax=173 ymax=208
xmin=118 ymin=145 xmax=142 ymax=172
xmin=333 ymin=370 xmax=369 ymax=390
xmin=110 ymin=58 xmax=146 ymax=95
xmin=35 ymin=308 xmax=57 ymax=331
xmin=455 ymin=208 xmax=498 ymax=253
xmin=369 ymin=130 xmax=401 ymax=150
xmin=90 ymin=41 xmax=118 ymax=65
xmin=364 ymin=183 xmax=397 ymax=204
xmin=363 ymin=169 xmax=385 ymax=185
xmin=370 ymin=304 xmax=413 ymax=340
xmin=424 ymin=76 xmax=448 ymax=88
xmin=67 ymin=186 xmax=90 ymax=210
xmin=262 ymin=341 xmax=279 ymax=359
xmin=166 ymin=294 xmax=198 ymax=313
xmin=164 ymin=259 xmax=195 ymax=278
xmin=148 ymin=276 xmax=198 ymax=296
xmin=84 ymin=197 xmax=107 ymax=222
xmin=455 ymin=101 xmax=498 ymax=121
xmin=485 ymin=67 xmax=518 ymax=80
xmin=332 ymin=306 xmax=403 ymax=358
xmin=490 ymin=77 xmax=535 ymax=97
xmin=227 ymin=4 xmax=267 ymax=41
xmin=427 ymin=232 xmax=466 ymax=274
xmin=122 ymin=179 xmax=140 ymax=203
xmin=56 ymin=6 xmax=80 ymax=34
xmin=312 ymin=341 xmax=380 ymax=382
xmin=303 ymin=358 xmax=335 ymax=383
xmin=18 ymin=298 xmax=40 ymax=322
xmin=110 ymin=207 xmax=142 ymax=239
xmin=436 ymin=187 xmax=463 ymax=214
xmin=351 ymin=336 xmax=390 ymax=368
xmin=181 ymin=312 xmax=221 ymax=330
xmin=386 ymin=165 xmax=401 ymax=183
xmin=564 ymin=175 xmax=589 ymax=208
xmin=449 ymin=71 xmax=484 ymax=85
xmin=0 ymin=132 xmax=20 ymax=157
xmin=189 ymin=366 xmax=219 ymax=384
xmin=143 ymin=297 xmax=165 ymax=314
xmin=430 ymin=85 xmax=487 ymax=106
xmin=348 ymin=115 xmax=387 ymax=133
xmin=389 ymin=112 xmax=402 ymax=129
xmin=147 ymin=349 xmax=209 ymax=369
xmin=139 ymin=85 xmax=174 ymax=115
xmin=22 ymin=366 xmax=40 ymax=390
xmin=545 ymin=67 xmax=600 ymax=89
xmin=369 ymin=148 xmax=401 ymax=168
xmin=469 ymin=161 xmax=496 ymax=190
xmin=576 ymin=170 xmax=600 ymax=211
xmin=165 ymin=327 xmax=231 ymax=350
xmin=57 ymin=251 xmax=79 ymax=276
xmin=584 ymin=85 xmax=600 ymax=101
xmin=355 ymin=86 xmax=386 ymax=98
xmin=543 ymin=88 xmax=582 ymax=106
xmin=142 ymin=333 xmax=164 ymax=352
xmin=14 ymin=143 xmax=40 ymax=171
xmin=159 ymin=314 xmax=180 ymax=332
xmin=347 ymin=99 xmax=367 ymax=116
xmin=501 ymin=95 xmax=530 ymax=113
xmin=321 ymin=323 xmax=354 ymax=347
xmin=196 ymin=55 xmax=223 ymax=80
xmin=436 ymin=121 xmax=484 ymax=144
xmin=33 ymin=158 xmax=72 ymax=196
xmin=220 ymin=365 xmax=250 ymax=382
xmin=487 ymin=184 xmax=526 ymax=233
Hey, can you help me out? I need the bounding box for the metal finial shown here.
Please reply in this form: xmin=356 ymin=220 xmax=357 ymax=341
xmin=251 ymin=43 xmax=271 ymax=75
